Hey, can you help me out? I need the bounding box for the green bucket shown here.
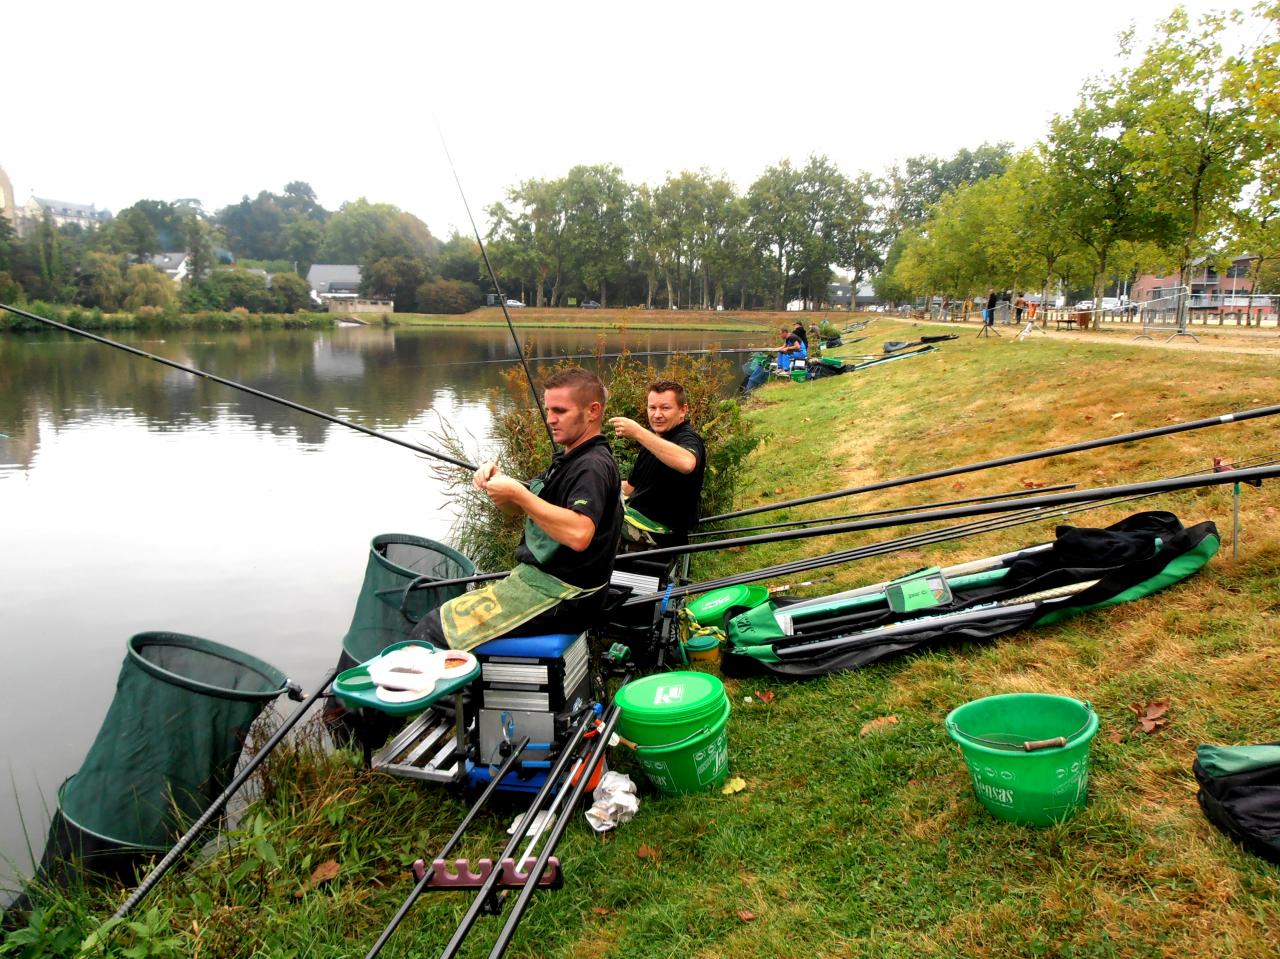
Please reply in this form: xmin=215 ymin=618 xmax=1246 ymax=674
xmin=789 ymin=369 xmax=808 ymax=383
xmin=615 ymin=672 xmax=730 ymax=794
xmin=945 ymin=693 xmax=1099 ymax=826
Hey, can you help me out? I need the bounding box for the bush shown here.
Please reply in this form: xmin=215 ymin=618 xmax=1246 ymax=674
xmin=436 ymin=343 xmax=761 ymax=572
xmin=415 ymin=279 xmax=483 ymax=314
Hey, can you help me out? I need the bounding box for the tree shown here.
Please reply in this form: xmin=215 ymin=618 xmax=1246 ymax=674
xmin=202 ymin=269 xmax=275 ymax=312
xmin=1045 ymin=70 xmax=1167 ymax=327
xmin=1124 ymin=7 xmax=1263 ymax=325
xmin=831 ymin=172 xmax=884 ymax=299
xmin=360 ymin=254 xmax=432 ymax=311
xmin=77 ymin=252 xmax=126 ymax=310
xmin=561 ymin=164 xmax=632 ymax=306
xmin=318 ymin=198 xmax=437 ymax=265
xmin=416 ymin=278 xmax=482 ymax=313
xmin=270 ymin=272 xmax=314 ymax=313
xmin=0 ymin=213 xmax=14 ymax=274
xmin=435 ymin=233 xmax=484 ymax=284
xmin=123 ymin=264 xmax=175 ymax=311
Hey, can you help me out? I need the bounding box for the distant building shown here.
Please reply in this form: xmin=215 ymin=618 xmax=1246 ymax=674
xmin=1131 ymin=255 xmax=1271 ymax=317
xmin=827 ymin=282 xmax=880 ymax=309
xmin=304 ymin=263 xmax=392 ymax=312
xmin=21 ymin=196 xmax=112 ymax=233
xmin=150 ymin=252 xmax=190 ymax=283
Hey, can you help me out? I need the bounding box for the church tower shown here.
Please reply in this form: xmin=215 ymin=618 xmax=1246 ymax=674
xmin=0 ymin=165 xmax=15 ymax=228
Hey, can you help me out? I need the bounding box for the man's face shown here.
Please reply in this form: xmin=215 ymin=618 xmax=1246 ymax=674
xmin=544 ymin=385 xmax=597 ymax=448
xmin=645 ymin=390 xmax=688 ymax=434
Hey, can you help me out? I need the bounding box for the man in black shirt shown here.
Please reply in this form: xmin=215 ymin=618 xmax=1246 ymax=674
xmin=412 ymin=367 xmax=622 ymax=649
xmin=608 ymin=379 xmax=707 ymax=547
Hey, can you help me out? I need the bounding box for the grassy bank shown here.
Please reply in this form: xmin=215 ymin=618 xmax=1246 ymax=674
xmin=6 ymin=318 xmax=1280 ymax=958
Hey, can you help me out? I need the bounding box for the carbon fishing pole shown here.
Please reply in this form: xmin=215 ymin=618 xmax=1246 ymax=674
xmin=0 ymin=303 xmax=479 ymax=472
xmin=689 ymin=482 xmax=1079 ymax=538
xmin=619 ymin=464 xmax=1280 ymax=564
xmin=621 ymin=452 xmax=1280 ymax=607
xmin=698 ymin=402 xmax=1280 ymax=525
xmin=435 ymin=122 xmax=556 ymax=452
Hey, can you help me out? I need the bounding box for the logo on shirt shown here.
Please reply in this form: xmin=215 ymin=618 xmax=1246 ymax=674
xmin=573 ymin=498 xmax=590 ymax=506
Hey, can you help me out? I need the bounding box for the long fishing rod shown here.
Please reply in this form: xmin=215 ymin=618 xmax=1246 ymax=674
xmin=621 ymin=464 xmax=1280 ymax=564
xmin=435 ymin=123 xmax=556 ymax=452
xmin=621 ymin=451 xmax=1280 ymax=607
xmin=690 ymin=482 xmax=1079 ymax=538
xmin=699 ymin=402 xmax=1280 ymax=525
xmin=0 ymin=303 xmax=479 ymax=472
xmin=422 ymin=346 xmax=771 ymax=369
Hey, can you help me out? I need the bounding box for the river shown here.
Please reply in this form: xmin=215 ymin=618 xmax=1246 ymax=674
xmin=0 ymin=322 xmax=762 ymax=891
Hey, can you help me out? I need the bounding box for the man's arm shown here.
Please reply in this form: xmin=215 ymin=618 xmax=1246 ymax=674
xmin=608 ymin=418 xmax=697 ymax=474
xmin=483 ymin=475 xmax=596 ymax=551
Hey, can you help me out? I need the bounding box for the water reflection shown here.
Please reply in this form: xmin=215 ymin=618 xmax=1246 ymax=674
xmin=0 ymin=323 xmax=759 ymax=888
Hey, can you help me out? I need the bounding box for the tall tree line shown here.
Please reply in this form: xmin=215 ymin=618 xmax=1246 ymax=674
xmin=877 ymin=3 xmax=1280 ymax=322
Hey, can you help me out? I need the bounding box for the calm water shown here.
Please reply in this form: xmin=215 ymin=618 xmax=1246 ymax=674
xmin=0 ymin=323 xmax=760 ymax=887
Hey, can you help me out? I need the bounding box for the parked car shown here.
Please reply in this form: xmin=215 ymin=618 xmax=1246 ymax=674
xmin=579 ymin=300 xmax=601 ymax=309
xmin=1099 ymin=297 xmax=1122 ymax=311
xmin=1076 ymin=299 xmax=1094 ymax=310
xmin=505 ymin=298 xmax=525 ymax=308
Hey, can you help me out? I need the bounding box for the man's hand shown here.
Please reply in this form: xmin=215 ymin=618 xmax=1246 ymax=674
xmin=607 ymin=416 xmax=644 ymax=440
xmin=473 ymin=461 xmax=500 ymax=491
xmin=483 ymin=473 xmax=526 ymax=510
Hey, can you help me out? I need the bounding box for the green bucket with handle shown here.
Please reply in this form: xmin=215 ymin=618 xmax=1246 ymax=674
xmin=945 ymin=693 xmax=1099 ymax=826
xmin=614 ymin=672 xmax=731 ymax=794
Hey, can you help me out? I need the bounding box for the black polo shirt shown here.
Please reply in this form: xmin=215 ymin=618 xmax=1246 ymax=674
xmin=626 ymin=421 xmax=707 ymax=543
xmin=514 ymin=434 xmax=622 ymax=589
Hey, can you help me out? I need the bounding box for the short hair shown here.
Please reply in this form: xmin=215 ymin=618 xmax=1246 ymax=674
xmin=647 ymin=379 xmax=688 ymax=407
xmin=544 ymin=366 xmax=607 ymax=408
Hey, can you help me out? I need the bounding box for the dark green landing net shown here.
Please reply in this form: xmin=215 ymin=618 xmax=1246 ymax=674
xmin=44 ymin=632 xmax=290 ymax=883
xmin=340 ymin=533 xmax=476 ymax=665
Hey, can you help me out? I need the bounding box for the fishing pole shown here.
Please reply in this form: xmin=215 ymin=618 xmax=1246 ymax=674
xmin=690 ymin=483 xmax=1079 ymax=538
xmin=110 ymin=665 xmax=340 ymax=921
xmin=619 ymin=464 xmax=1280 ymax=564
xmin=621 ymin=451 xmax=1280 ymax=607
xmin=699 ymin=402 xmax=1280 ymax=525
xmin=435 ymin=123 xmax=556 ymax=452
xmin=419 ymin=346 xmax=771 ymax=370
xmin=0 ymin=303 xmax=479 ymax=472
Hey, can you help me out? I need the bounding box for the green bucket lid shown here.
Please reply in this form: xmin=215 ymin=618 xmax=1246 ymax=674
xmin=684 ymin=633 xmax=720 ymax=652
xmin=686 ymin=584 xmax=770 ymax=626
xmin=614 ymin=672 xmax=726 ymax=729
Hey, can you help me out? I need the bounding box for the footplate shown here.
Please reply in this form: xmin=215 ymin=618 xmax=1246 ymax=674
xmin=370 ymin=695 xmax=467 ymax=784
xmin=413 ymin=856 xmax=562 ymax=890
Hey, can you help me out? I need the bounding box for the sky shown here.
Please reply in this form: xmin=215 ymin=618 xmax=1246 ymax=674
xmin=6 ymin=0 xmax=1246 ymax=240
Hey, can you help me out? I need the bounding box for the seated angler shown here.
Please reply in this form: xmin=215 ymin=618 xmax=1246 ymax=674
xmin=411 ymin=367 xmax=622 ymax=650
xmin=776 ymin=325 xmax=807 ymax=372
xmin=608 ymin=379 xmax=707 ymax=549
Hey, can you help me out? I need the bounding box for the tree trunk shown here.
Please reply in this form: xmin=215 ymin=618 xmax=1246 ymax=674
xmin=600 ymin=278 xmax=607 ymax=309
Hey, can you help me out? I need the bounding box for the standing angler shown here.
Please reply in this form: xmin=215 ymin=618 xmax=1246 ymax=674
xmin=412 ymin=367 xmax=623 ymax=650
xmin=608 ymin=379 xmax=707 ymax=549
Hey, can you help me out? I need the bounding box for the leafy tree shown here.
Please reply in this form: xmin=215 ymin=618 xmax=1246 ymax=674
xmin=284 ymin=218 xmax=323 ymax=274
xmin=435 ymin=233 xmax=484 ymax=284
xmin=0 ymin=270 xmax=22 ymax=303
xmin=203 ymin=269 xmax=275 ymax=312
xmin=1123 ymin=7 xmax=1263 ymax=323
xmin=123 ymin=263 xmax=175 ymax=311
xmin=489 ymin=180 xmax=569 ymax=306
xmin=109 ymin=205 xmax=160 ymax=259
xmin=184 ymin=215 xmax=216 ymax=283
xmin=831 ymin=171 xmax=884 ymax=298
xmin=1045 ymin=70 xmax=1167 ymax=326
xmin=270 ymin=272 xmax=314 ymax=313
xmin=318 ymin=198 xmax=437 ymax=265
xmin=0 ymin=213 xmax=14 ymax=273
xmin=77 ymin=251 xmax=126 ymax=310
xmin=360 ymin=254 xmax=432 ymax=311
xmin=561 ymin=164 xmax=632 ymax=306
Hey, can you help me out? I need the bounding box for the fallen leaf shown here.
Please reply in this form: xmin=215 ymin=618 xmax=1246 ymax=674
xmin=1128 ymin=700 xmax=1170 ymax=734
xmin=310 ymin=860 xmax=340 ymax=885
xmin=721 ymin=777 xmax=748 ymax=795
xmin=592 ymin=906 xmax=613 ymax=916
xmin=737 ymin=909 xmax=757 ymax=922
xmin=637 ymin=844 xmax=660 ymax=862
xmin=1021 ymin=479 xmax=1047 ymax=489
xmin=754 ymin=690 xmax=775 ymax=704
xmin=859 ymin=715 xmax=899 ymax=736
xmin=1106 ymin=728 xmax=1124 ymax=744
xmin=1111 ymin=412 xmax=1126 ymax=419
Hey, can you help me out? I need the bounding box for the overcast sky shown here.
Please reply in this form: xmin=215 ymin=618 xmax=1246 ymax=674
xmin=7 ymin=0 xmax=1239 ymax=239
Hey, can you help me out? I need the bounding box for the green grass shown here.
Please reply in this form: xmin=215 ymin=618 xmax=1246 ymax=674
xmin=6 ymin=316 xmax=1280 ymax=957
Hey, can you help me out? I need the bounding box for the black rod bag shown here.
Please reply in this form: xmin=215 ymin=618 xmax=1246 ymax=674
xmin=723 ymin=512 xmax=1219 ymax=679
xmin=1194 ymin=743 xmax=1280 ymax=865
